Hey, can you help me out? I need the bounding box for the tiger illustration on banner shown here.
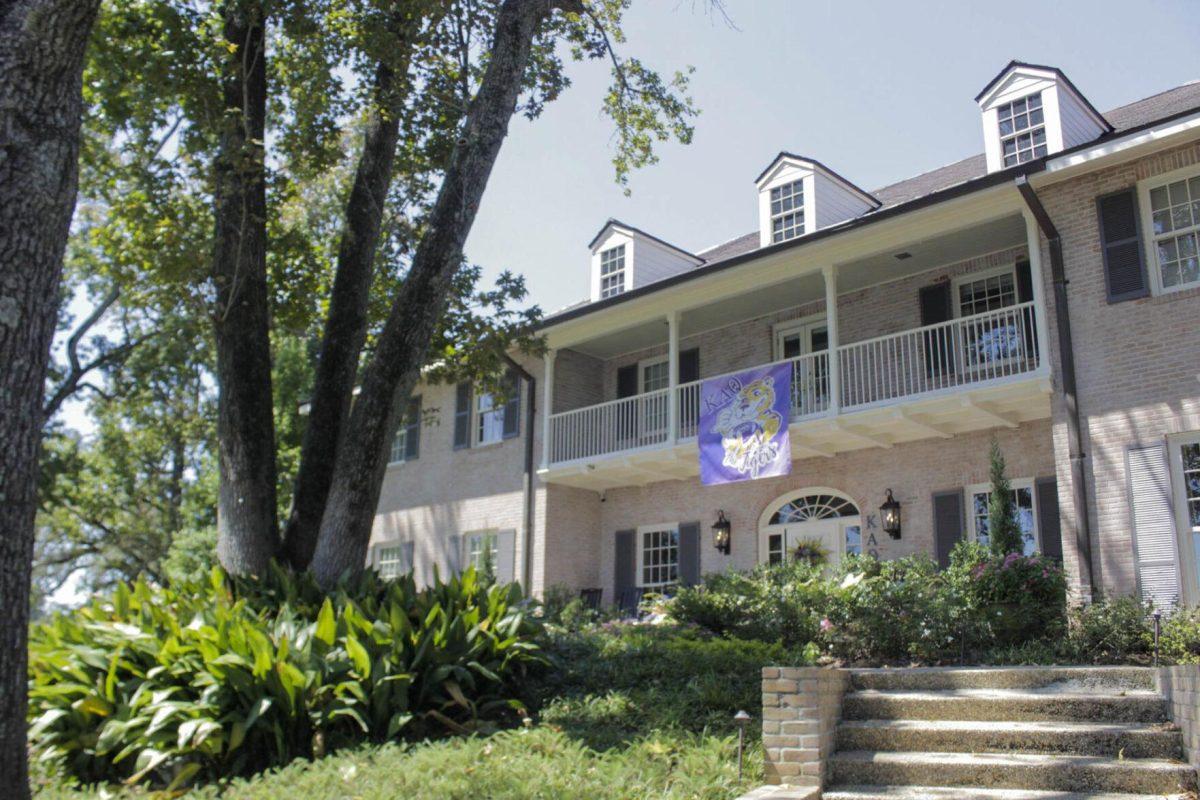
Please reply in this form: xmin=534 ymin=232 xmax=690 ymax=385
xmin=698 ymin=362 xmax=792 ymax=485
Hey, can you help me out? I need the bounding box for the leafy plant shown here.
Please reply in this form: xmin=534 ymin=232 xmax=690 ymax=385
xmin=986 ymin=438 xmax=1024 ymax=555
xmin=28 ymin=565 xmax=543 ymax=789
xmin=791 ymin=538 xmax=829 ymax=566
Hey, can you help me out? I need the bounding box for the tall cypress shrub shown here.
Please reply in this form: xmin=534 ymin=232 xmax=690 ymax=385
xmin=987 ymin=438 xmax=1024 ymax=555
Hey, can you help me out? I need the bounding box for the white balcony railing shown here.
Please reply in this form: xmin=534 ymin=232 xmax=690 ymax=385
xmin=838 ymin=301 xmax=1039 ymax=409
xmin=546 ymin=302 xmax=1040 ymax=466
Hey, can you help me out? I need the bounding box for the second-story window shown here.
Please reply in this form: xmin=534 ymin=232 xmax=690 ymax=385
xmin=476 ymin=390 xmax=505 ymax=444
xmin=1148 ymin=172 xmax=1200 ymax=292
xmin=599 ymin=245 xmax=626 ymax=299
xmin=997 ymin=92 xmax=1047 ymax=168
xmin=770 ymin=179 xmax=805 ymax=242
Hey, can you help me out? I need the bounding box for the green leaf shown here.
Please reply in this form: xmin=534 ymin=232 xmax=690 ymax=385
xmin=345 ymin=633 xmax=370 ymax=678
xmin=315 ymin=597 xmax=336 ymax=646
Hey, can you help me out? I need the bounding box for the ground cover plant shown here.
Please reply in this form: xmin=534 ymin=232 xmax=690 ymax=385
xmin=28 ymin=565 xmax=541 ymax=790
xmin=33 ymin=620 xmax=792 ymax=799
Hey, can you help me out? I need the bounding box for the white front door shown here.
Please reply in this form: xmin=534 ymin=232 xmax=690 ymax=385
xmin=762 ymin=517 xmax=861 ymax=568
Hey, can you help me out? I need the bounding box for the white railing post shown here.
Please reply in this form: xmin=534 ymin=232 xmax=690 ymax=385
xmin=1023 ymin=209 xmax=1050 ymax=370
xmin=541 ymin=349 xmax=556 ymax=469
xmin=667 ymin=310 xmax=680 ymax=444
xmin=823 ymin=265 xmax=841 ymax=416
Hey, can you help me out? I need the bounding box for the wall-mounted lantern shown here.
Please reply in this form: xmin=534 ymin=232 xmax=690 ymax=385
xmin=880 ymin=489 xmax=902 ymax=539
xmin=712 ymin=510 xmax=732 ymax=555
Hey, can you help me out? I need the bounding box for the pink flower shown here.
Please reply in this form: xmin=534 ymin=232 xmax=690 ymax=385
xmin=820 ymin=618 xmax=834 ymax=632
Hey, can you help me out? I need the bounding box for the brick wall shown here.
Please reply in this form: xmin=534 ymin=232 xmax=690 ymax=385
xmin=595 ymin=421 xmax=1054 ymax=596
xmin=1158 ymin=664 xmax=1200 ymax=770
xmin=761 ymin=667 xmax=850 ymax=788
xmin=1035 ymin=140 xmax=1200 ymax=597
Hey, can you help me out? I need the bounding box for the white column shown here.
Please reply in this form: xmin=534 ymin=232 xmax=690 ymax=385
xmin=667 ymin=310 xmax=680 ymax=444
xmin=823 ymin=265 xmax=841 ymax=415
xmin=1022 ymin=210 xmax=1052 ymax=371
xmin=541 ymin=349 xmax=556 ymax=469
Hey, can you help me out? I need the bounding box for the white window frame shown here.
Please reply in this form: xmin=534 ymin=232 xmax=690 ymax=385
xmin=965 ymin=477 xmax=1041 ymax=554
xmin=465 ymin=530 xmax=499 ymax=571
xmin=772 ymin=314 xmax=828 ymax=362
xmin=599 ymin=244 xmax=627 ymax=299
xmin=769 ymin=179 xmax=805 ymax=243
xmin=951 ymin=264 xmax=1020 ymax=319
xmin=388 ymin=396 xmax=420 ymax=465
xmin=377 ymin=544 xmax=407 ymax=580
xmin=474 ymin=390 xmax=505 ymax=446
xmin=1138 ymin=165 xmax=1200 ymax=297
xmin=1167 ymin=432 xmax=1200 ymax=607
xmin=636 ymin=522 xmax=680 ymax=590
xmin=638 ymin=355 xmax=669 ymax=394
xmin=996 ymin=92 xmax=1047 ymax=168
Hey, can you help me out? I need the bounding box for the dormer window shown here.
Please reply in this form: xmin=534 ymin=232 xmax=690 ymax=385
xmin=997 ymin=92 xmax=1047 ymax=167
xmin=599 ymin=245 xmax=626 ymax=299
xmin=976 ymin=62 xmax=1111 ymax=174
xmin=770 ymin=179 xmax=805 ymax=242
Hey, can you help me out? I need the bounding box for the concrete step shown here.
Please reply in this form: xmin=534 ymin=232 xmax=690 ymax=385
xmin=823 ymin=786 xmax=1191 ymax=800
xmin=842 ymin=689 xmax=1169 ymax=723
xmin=836 ymin=719 xmax=1183 ymax=759
xmin=827 ymin=751 xmax=1197 ymax=796
xmin=849 ymin=666 xmax=1157 ymax=693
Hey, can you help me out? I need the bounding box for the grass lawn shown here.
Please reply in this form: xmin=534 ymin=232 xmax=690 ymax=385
xmin=35 ymin=624 xmax=806 ymax=799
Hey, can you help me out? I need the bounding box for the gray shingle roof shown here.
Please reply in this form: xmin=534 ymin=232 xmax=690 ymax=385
xmin=696 ymin=80 xmax=1200 ymax=265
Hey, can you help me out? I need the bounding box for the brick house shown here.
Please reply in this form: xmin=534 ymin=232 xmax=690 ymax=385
xmin=368 ymin=62 xmax=1200 ymax=609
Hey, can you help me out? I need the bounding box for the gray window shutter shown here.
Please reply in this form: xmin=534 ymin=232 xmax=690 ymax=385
xmin=616 ymin=365 xmax=638 ymax=398
xmin=932 ymin=488 xmax=965 ymax=569
xmin=1097 ymin=189 xmax=1149 ymax=303
xmin=453 ymin=383 xmax=472 ymax=450
xmin=446 ymin=534 xmax=464 ymax=577
xmin=502 ymin=374 xmax=521 ymax=439
xmin=616 ymin=365 xmax=638 ymax=444
xmin=1127 ymin=445 xmax=1182 ymax=609
xmin=614 ymin=529 xmax=636 ymax=599
xmin=678 ymin=521 xmax=701 ymax=586
xmin=495 ymin=529 xmax=517 ymax=584
xmin=404 ymin=396 xmax=421 ymax=460
xmin=1035 ymin=476 xmax=1063 ymax=561
xmin=401 ymin=541 xmax=415 ymax=574
xmin=919 ymin=283 xmax=955 ymax=378
xmin=1015 ymin=259 xmax=1033 ymax=303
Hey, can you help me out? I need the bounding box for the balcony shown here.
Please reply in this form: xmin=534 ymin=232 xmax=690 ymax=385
xmin=541 ymin=303 xmax=1051 ymax=489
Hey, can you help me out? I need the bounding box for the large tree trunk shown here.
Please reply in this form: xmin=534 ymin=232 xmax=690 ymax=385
xmin=212 ymin=0 xmax=278 ymax=575
xmin=281 ymin=30 xmax=421 ymax=571
xmin=310 ymin=0 xmax=576 ymax=588
xmin=0 ymin=0 xmax=100 ymax=794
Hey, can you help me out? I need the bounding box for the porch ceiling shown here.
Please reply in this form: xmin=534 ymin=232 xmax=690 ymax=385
xmin=564 ymin=214 xmax=1027 ymax=360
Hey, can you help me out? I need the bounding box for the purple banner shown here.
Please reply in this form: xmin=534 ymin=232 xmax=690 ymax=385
xmin=698 ymin=362 xmax=792 ymax=485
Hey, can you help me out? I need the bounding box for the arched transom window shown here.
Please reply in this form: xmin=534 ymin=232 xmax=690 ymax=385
xmin=768 ymin=494 xmax=859 ymax=524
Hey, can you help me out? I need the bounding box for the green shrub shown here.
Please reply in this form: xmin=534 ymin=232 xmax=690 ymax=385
xmin=28 ymin=564 xmax=543 ymax=789
xmin=1063 ymin=594 xmax=1154 ymax=664
xmin=957 ymin=546 xmax=1068 ymax=648
xmin=669 ymin=560 xmax=830 ymax=647
xmin=1161 ymin=606 xmax=1200 ymax=664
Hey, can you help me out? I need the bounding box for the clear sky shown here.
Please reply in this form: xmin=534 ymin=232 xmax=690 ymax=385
xmin=465 ymin=0 xmax=1200 ymax=315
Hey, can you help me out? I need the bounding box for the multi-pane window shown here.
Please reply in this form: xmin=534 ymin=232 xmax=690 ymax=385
xmin=640 ymin=359 xmax=669 ymax=434
xmin=378 ymin=546 xmax=405 ymax=580
xmin=968 ymin=480 xmax=1038 ymax=555
xmin=476 ymin=390 xmax=505 ymax=445
xmin=599 ymin=245 xmax=626 ymax=299
xmin=467 ymin=531 xmax=499 ymax=571
xmin=1148 ymin=174 xmax=1200 ymax=291
xmin=769 ymin=180 xmax=805 ymax=243
xmin=389 ymin=396 xmax=421 ymax=463
xmin=1182 ymin=443 xmax=1200 ymax=533
xmin=640 ymin=527 xmax=679 ymax=588
xmin=997 ymin=93 xmax=1047 ymax=167
xmin=767 ymin=533 xmax=784 ymax=565
xmin=958 ymin=270 xmax=1017 ymax=317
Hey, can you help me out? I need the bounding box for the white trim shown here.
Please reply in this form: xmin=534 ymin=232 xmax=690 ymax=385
xmin=1136 ymin=163 xmax=1200 ymax=297
xmin=635 ymin=522 xmax=680 ymax=589
xmin=1166 ymin=432 xmax=1200 ymax=607
xmin=1044 ymin=110 xmax=1200 ymax=177
xmin=964 ymin=477 xmax=1041 ymax=553
xmin=637 ymin=354 xmax=669 ymax=393
xmin=772 ymin=314 xmax=828 ymax=361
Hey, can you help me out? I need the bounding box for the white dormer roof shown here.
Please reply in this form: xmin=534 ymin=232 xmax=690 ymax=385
xmin=976 ymin=61 xmax=1112 ymax=173
xmin=754 ymin=153 xmax=879 ymax=248
xmin=586 ymin=219 xmax=703 ymax=303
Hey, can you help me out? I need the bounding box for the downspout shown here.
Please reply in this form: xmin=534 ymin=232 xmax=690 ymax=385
xmin=503 ymin=354 xmax=537 ymax=593
xmin=1015 ymin=175 xmax=1095 ymax=598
